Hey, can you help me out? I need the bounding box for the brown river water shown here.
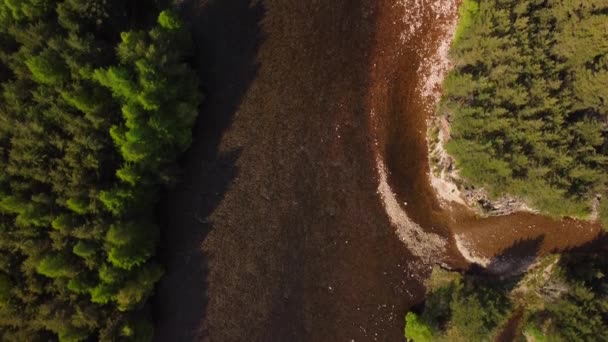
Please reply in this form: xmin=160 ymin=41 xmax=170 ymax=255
xmin=153 ymin=0 xmax=603 ymax=341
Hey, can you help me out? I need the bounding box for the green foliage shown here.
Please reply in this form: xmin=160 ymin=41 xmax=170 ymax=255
xmin=453 ymin=0 xmax=478 ymax=44
xmin=90 ymin=282 xmax=115 ymax=305
xmin=404 ymin=312 xmax=435 ymax=342
xmin=409 ymin=254 xmax=608 ymax=341
xmin=36 ymin=254 xmax=76 ymax=278
xmin=93 ymin=66 xmax=138 ymax=101
xmin=523 ymin=323 xmax=550 ymax=342
xmin=116 ymin=164 xmax=141 ymax=185
xmin=60 ymin=85 xmax=105 ymax=114
xmin=98 ymin=263 xmax=125 ymax=284
xmin=0 ymin=195 xmax=26 ymax=214
xmin=405 ymin=268 xmax=511 ymax=342
xmin=72 ymin=241 xmax=96 ymax=259
xmin=0 ymin=274 xmax=11 ymax=307
xmin=600 ymin=196 xmax=608 ymax=230
xmin=67 ymin=274 xmax=95 ymax=294
xmin=0 ymin=1 xmax=200 ymax=340
xmin=114 ymin=263 xmax=163 ymax=311
xmin=25 ymin=49 xmax=69 ymax=85
xmin=0 ymin=0 xmax=51 ymax=23
xmin=51 ymin=214 xmax=79 ymax=232
xmin=447 ymin=284 xmax=509 ymax=341
xmin=426 ymin=265 xmax=462 ymax=292
xmin=523 ymin=253 xmax=608 ymax=341
xmin=120 ymin=317 xmax=154 ymax=341
xmin=58 ymin=326 xmax=89 ymax=342
xmin=443 ymin=0 xmax=608 ymax=219
xmin=65 ymin=197 xmax=89 ymax=215
xmin=99 ymin=186 xmax=155 ymax=217
xmin=105 ymin=220 xmax=158 ymax=270
xmin=157 ymin=10 xmax=181 ymax=30
xmin=95 ymin=12 xmax=200 ymax=185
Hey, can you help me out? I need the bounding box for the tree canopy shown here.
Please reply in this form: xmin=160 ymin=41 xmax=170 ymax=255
xmin=0 ymin=1 xmax=201 ymax=340
xmin=405 ymin=258 xmax=608 ymax=342
xmin=442 ymin=0 xmax=608 ymax=225
xmin=404 ymin=268 xmax=511 ymax=342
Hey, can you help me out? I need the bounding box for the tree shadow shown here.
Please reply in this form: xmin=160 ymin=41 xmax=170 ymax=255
xmin=553 ymin=230 xmax=608 ymax=255
xmin=153 ymin=0 xmax=265 ymax=341
xmin=551 ymin=231 xmax=608 ymax=286
xmin=468 ymin=235 xmax=545 ymax=285
xmin=495 ymin=308 xmax=524 ymax=342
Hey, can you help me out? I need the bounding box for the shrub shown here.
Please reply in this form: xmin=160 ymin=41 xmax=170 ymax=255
xmin=405 ymin=312 xmax=435 ymax=342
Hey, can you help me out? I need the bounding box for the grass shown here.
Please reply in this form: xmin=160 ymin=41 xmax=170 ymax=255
xmin=453 ymin=0 xmax=479 ymax=45
xmin=510 ymin=255 xmax=560 ymax=310
xmin=599 ymin=194 xmax=608 ymax=230
xmin=427 ymin=122 xmax=443 ymax=177
xmin=425 ymin=266 xmax=462 ymax=293
xmin=523 ymin=324 xmax=547 ymax=342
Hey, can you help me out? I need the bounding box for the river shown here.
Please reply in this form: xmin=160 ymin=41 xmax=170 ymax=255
xmin=153 ymin=0 xmax=603 ymax=341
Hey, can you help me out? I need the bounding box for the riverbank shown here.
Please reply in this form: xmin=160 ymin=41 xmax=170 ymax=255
xmin=427 ymin=114 xmax=539 ymax=217
xmin=428 ymin=109 xmax=603 ymax=269
xmin=376 ymin=0 xmax=603 ymax=273
xmin=422 ymin=29 xmax=539 ymax=217
xmin=428 ymin=0 xmax=608 ymax=227
xmin=421 ymin=0 xmax=538 ymax=218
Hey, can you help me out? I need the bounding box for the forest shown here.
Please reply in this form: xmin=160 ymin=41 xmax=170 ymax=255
xmin=0 ymin=0 xmax=201 ymax=340
xmin=404 ymin=253 xmax=608 ymax=341
xmin=442 ymin=0 xmax=608 ymax=226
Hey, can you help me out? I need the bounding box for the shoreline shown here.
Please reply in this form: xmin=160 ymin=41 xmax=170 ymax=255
xmin=417 ymin=0 xmax=541 ymax=219
xmin=423 ymin=3 xmax=604 ymax=223
xmin=426 ymin=95 xmax=603 ymax=222
xmin=415 ymin=2 xmax=601 ymax=271
xmin=368 ymin=0 xmax=462 ymax=267
xmin=370 ymin=0 xmax=602 ymax=276
xmin=376 ymin=157 xmax=448 ymax=264
xmin=426 ymin=115 xmax=540 ymax=217
xmin=419 ymin=6 xmax=543 ymax=218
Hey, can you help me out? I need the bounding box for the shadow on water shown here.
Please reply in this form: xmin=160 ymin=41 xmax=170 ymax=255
xmin=466 ymin=238 xmax=544 ymax=342
xmin=468 ymin=236 xmax=545 ymax=286
xmin=555 ymin=231 xmax=608 ymax=255
xmin=495 ymin=234 xmax=608 ymax=342
xmin=153 ymin=0 xmax=265 ymax=340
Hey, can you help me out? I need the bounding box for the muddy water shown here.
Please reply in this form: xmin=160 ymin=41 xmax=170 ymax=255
xmin=368 ymin=0 xmax=466 ymax=267
xmin=372 ymin=0 xmax=602 ymax=267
